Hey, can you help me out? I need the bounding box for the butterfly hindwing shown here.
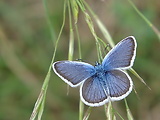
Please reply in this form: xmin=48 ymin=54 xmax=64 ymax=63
xmin=102 ymin=36 xmax=137 ymax=70
xmin=80 ymin=69 xmax=133 ymax=107
xmin=104 ymin=69 xmax=133 ymax=101
xmin=53 ymin=61 xmax=96 ymax=87
xmin=80 ymin=76 xmax=109 ymax=107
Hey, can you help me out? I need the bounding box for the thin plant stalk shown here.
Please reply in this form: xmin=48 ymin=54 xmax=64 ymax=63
xmin=83 ymin=107 xmax=92 ymax=120
xmin=29 ymin=0 xmax=67 ymax=119
xmin=114 ymin=109 xmax=125 ymax=120
xmin=129 ymin=68 xmax=151 ymax=90
xmin=79 ymin=100 xmax=84 ymax=120
xmin=105 ymin=101 xmax=116 ymax=120
xmin=70 ymin=0 xmax=79 ymax=24
xmin=42 ymin=0 xmax=56 ymax=43
xmin=83 ymin=0 xmax=115 ymax=48
xmin=68 ymin=1 xmax=85 ymax=120
xmin=75 ymin=25 xmax=82 ymax=60
xmin=75 ymin=24 xmax=84 ymax=120
xmin=127 ymin=0 xmax=160 ymax=41
xmin=76 ymin=0 xmax=103 ymax=62
xmin=124 ymin=99 xmax=134 ymax=120
xmin=68 ymin=0 xmax=74 ymax=61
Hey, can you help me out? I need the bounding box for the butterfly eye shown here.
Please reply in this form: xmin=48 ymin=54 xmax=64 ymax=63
xmin=95 ymin=61 xmax=100 ymax=66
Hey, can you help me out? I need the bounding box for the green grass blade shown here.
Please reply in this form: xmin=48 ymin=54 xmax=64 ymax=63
xmin=127 ymin=0 xmax=160 ymax=41
xmin=69 ymin=1 xmax=84 ymax=119
xmin=42 ymin=0 xmax=56 ymax=43
xmin=84 ymin=12 xmax=102 ymax=62
xmin=83 ymin=107 xmax=92 ymax=120
xmin=29 ymin=0 xmax=67 ymax=119
xmin=124 ymin=99 xmax=134 ymax=120
xmin=70 ymin=0 xmax=79 ymax=23
xmin=37 ymin=90 xmax=47 ymax=120
xmin=105 ymin=101 xmax=116 ymax=120
xmin=76 ymin=0 xmax=103 ymax=62
xmin=75 ymin=25 xmax=82 ymax=59
xmin=68 ymin=0 xmax=74 ymax=61
xmin=29 ymin=90 xmax=43 ymax=120
xmin=75 ymin=25 xmax=84 ymax=120
xmin=114 ymin=109 xmax=125 ymax=120
xmin=83 ymin=1 xmax=115 ymax=48
xmin=95 ymin=17 xmax=115 ymax=48
xmin=79 ymin=99 xmax=84 ymax=120
xmin=129 ymin=68 xmax=151 ymax=90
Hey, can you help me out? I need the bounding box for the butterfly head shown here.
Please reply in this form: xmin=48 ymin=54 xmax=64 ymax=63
xmin=94 ymin=62 xmax=106 ymax=76
xmin=95 ymin=61 xmax=101 ymax=66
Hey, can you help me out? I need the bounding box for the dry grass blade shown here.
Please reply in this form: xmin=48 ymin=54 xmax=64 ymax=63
xmin=129 ymin=68 xmax=151 ymax=90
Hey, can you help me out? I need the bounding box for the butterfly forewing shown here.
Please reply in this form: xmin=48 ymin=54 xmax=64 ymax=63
xmin=53 ymin=61 xmax=96 ymax=87
xmin=102 ymin=36 xmax=137 ymax=70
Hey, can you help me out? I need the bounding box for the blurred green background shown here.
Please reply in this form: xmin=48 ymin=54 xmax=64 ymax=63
xmin=0 ymin=0 xmax=160 ymax=120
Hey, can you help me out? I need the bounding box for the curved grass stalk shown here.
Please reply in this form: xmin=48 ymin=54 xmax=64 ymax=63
xmin=29 ymin=0 xmax=67 ymax=119
xmin=105 ymin=102 xmax=114 ymax=120
xmin=75 ymin=24 xmax=84 ymax=120
xmin=114 ymin=109 xmax=125 ymax=120
xmin=129 ymin=68 xmax=151 ymax=90
xmin=68 ymin=0 xmax=74 ymax=61
xmin=68 ymin=1 xmax=85 ymax=120
xmin=75 ymin=25 xmax=82 ymax=59
xmin=66 ymin=1 xmax=86 ymax=120
xmin=70 ymin=0 xmax=79 ymax=24
xmin=127 ymin=0 xmax=160 ymax=41
xmin=83 ymin=0 xmax=115 ymax=48
xmin=42 ymin=0 xmax=56 ymax=43
xmin=76 ymin=0 xmax=103 ymax=62
xmin=83 ymin=107 xmax=92 ymax=120
xmin=124 ymin=99 xmax=133 ymax=120
xmin=79 ymin=99 xmax=84 ymax=120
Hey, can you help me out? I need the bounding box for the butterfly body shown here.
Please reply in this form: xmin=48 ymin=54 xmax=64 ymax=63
xmin=93 ymin=64 xmax=110 ymax=90
xmin=53 ymin=36 xmax=137 ymax=107
xmin=94 ymin=63 xmax=105 ymax=74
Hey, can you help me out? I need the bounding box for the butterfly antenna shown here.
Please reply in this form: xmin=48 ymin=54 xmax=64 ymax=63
xmin=76 ymin=58 xmax=97 ymax=66
xmin=76 ymin=58 xmax=90 ymax=63
xmin=76 ymin=58 xmax=83 ymax=61
xmin=95 ymin=61 xmax=100 ymax=66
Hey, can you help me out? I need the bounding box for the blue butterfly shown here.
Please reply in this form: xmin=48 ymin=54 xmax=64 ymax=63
xmin=52 ymin=36 xmax=137 ymax=107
